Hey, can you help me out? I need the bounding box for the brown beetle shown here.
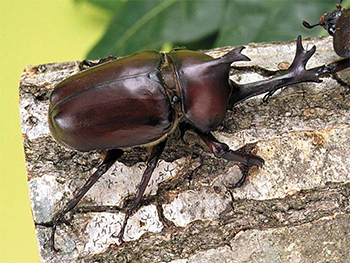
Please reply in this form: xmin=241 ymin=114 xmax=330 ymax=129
xmin=303 ymin=0 xmax=350 ymax=57
xmin=48 ymin=36 xmax=348 ymax=251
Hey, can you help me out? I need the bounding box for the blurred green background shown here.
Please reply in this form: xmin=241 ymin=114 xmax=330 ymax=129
xmin=0 ymin=0 xmax=343 ymax=262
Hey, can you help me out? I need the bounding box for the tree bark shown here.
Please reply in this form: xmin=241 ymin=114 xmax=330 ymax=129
xmin=19 ymin=36 xmax=350 ymax=263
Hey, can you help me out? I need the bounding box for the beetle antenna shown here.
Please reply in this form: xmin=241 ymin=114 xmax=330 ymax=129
xmin=302 ymin=20 xmax=322 ymax=29
xmin=337 ymin=0 xmax=343 ymax=10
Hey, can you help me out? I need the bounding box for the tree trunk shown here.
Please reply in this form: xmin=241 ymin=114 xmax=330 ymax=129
xmin=19 ymin=36 xmax=350 ymax=263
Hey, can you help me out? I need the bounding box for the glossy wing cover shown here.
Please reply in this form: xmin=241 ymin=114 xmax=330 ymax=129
xmin=49 ymin=51 xmax=174 ymax=151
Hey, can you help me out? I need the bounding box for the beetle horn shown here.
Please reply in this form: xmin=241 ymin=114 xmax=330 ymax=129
xmin=217 ymin=46 xmax=251 ymax=63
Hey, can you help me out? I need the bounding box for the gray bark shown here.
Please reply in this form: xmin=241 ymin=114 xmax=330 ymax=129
xmin=19 ymin=36 xmax=350 ymax=263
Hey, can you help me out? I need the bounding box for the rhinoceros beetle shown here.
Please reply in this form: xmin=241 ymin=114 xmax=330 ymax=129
xmin=48 ymin=35 xmax=349 ymax=251
xmin=303 ymin=0 xmax=350 ymax=58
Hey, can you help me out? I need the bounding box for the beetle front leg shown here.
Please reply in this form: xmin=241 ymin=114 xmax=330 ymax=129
xmin=116 ymin=139 xmax=167 ymax=243
xmin=195 ymin=129 xmax=264 ymax=187
xmin=50 ymin=149 xmax=123 ymax=252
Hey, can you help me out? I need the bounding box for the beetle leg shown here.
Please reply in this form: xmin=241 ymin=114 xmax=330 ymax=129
xmin=229 ymin=35 xmax=350 ymax=107
xmin=116 ymin=139 xmax=167 ymax=243
xmin=194 ymin=129 xmax=264 ymax=187
xmin=50 ymin=149 xmax=123 ymax=252
xmin=79 ymin=56 xmax=117 ymax=71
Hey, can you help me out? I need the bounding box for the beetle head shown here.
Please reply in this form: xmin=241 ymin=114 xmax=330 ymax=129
xmin=302 ymin=0 xmax=350 ymax=57
xmin=302 ymin=1 xmax=343 ymax=35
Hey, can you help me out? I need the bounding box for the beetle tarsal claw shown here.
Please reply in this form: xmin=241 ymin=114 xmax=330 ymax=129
xmin=234 ymin=156 xmax=265 ymax=188
xmin=111 ymin=231 xmax=125 ymax=244
xmin=229 ymin=163 xmax=253 ymax=189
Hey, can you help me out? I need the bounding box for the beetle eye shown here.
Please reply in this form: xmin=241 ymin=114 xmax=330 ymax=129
xmin=172 ymin=95 xmax=179 ymax=104
xmin=328 ymin=25 xmax=336 ymax=35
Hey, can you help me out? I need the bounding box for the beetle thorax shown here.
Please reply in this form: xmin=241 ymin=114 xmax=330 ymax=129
xmin=166 ymin=50 xmax=233 ymax=133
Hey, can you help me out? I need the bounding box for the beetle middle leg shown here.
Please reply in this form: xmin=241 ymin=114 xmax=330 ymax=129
xmin=194 ymin=129 xmax=264 ymax=187
xmin=116 ymin=139 xmax=167 ymax=243
xmin=50 ymin=149 xmax=123 ymax=252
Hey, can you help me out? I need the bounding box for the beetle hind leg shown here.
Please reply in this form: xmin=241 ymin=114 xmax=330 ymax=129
xmin=115 ymin=139 xmax=167 ymax=243
xmin=195 ymin=129 xmax=264 ymax=188
xmin=50 ymin=149 xmax=123 ymax=252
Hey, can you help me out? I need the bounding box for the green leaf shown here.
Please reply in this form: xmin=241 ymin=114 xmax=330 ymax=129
xmin=160 ymin=0 xmax=225 ymax=43
xmin=86 ymin=0 xmax=339 ymax=58
xmin=86 ymin=0 xmax=226 ymax=58
xmin=215 ymin=0 xmax=337 ymax=47
xmin=86 ymin=0 xmax=178 ymax=58
xmin=74 ymin=0 xmax=124 ymax=12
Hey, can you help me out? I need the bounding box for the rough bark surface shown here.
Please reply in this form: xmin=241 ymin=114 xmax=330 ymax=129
xmin=19 ymin=36 xmax=350 ymax=263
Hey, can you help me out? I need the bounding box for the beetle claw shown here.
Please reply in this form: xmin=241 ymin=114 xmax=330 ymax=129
xmin=228 ymin=157 xmax=264 ymax=189
xmin=50 ymin=224 xmax=61 ymax=253
xmin=111 ymin=227 xmax=125 ymax=244
xmin=114 ymin=231 xmax=125 ymax=245
xmin=228 ymin=164 xmax=250 ymax=189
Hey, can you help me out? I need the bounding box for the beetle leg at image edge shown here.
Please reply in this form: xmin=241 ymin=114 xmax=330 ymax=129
xmin=50 ymin=149 xmax=123 ymax=252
